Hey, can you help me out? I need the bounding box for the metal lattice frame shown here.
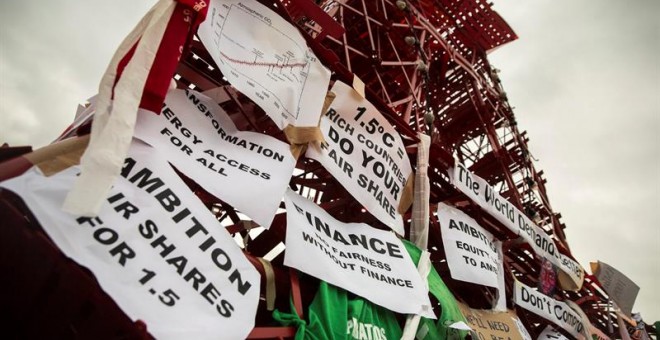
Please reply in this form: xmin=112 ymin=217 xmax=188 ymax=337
xmin=140 ymin=0 xmax=623 ymax=337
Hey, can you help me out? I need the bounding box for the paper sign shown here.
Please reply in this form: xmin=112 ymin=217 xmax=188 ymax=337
xmin=198 ymin=0 xmax=331 ymax=129
xmin=306 ymin=81 xmax=413 ymax=234
xmin=0 ymin=141 xmax=260 ymax=340
xmin=457 ymin=302 xmax=528 ymax=340
xmin=283 ymin=189 xmax=433 ymax=317
xmin=538 ymin=326 xmax=571 ymax=340
xmin=590 ymin=261 xmax=640 ymax=315
xmin=513 ymin=280 xmax=587 ymax=339
xmin=437 ymin=203 xmax=503 ymax=290
xmin=134 ymin=89 xmax=295 ymax=227
xmin=449 ymin=162 xmax=584 ymax=289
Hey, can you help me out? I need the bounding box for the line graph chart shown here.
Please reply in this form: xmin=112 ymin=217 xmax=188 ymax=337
xmin=199 ymin=0 xmax=330 ymax=129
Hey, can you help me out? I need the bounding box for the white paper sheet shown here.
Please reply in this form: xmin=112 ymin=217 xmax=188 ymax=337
xmin=283 ymin=189 xmax=433 ymax=317
xmin=198 ymin=0 xmax=331 ymax=129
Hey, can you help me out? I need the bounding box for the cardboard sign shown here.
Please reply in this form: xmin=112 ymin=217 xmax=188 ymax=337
xmin=283 ymin=189 xmax=433 ymax=317
xmin=0 ymin=141 xmax=260 ymax=340
xmin=590 ymin=261 xmax=640 ymax=315
xmin=307 ymin=81 xmax=413 ymax=234
xmin=538 ymin=326 xmax=571 ymax=340
xmin=437 ymin=203 xmax=504 ymax=290
xmin=513 ymin=280 xmax=587 ymax=339
xmin=449 ymin=162 xmax=584 ymax=289
xmin=457 ymin=302 xmax=529 ymax=340
xmin=198 ymin=0 xmax=331 ymax=129
xmin=134 ymin=89 xmax=296 ymax=227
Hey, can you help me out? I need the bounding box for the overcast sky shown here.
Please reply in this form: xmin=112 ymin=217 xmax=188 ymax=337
xmin=1 ymin=0 xmax=658 ymax=322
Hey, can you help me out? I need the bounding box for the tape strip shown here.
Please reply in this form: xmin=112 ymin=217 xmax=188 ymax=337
xmin=410 ymin=133 xmax=430 ymax=249
xmin=257 ymin=257 xmax=277 ymax=311
xmin=397 ymin=173 xmax=415 ymax=214
xmin=284 ymin=91 xmax=335 ymax=159
xmin=25 ymin=135 xmax=90 ymax=177
xmin=63 ymin=0 xmax=176 ymax=216
xmin=352 ymin=75 xmax=365 ymax=98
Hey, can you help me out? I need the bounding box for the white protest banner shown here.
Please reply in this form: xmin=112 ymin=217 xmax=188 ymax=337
xmin=134 ymin=89 xmax=295 ymax=227
xmin=566 ymin=300 xmax=599 ymax=340
xmin=0 ymin=141 xmax=260 ymax=340
xmin=590 ymin=261 xmax=640 ymax=315
xmin=538 ymin=326 xmax=571 ymax=340
xmin=198 ymin=0 xmax=331 ymax=129
xmin=449 ymin=162 xmax=585 ymax=289
xmin=283 ymin=189 xmax=433 ymax=317
xmin=457 ymin=302 xmax=528 ymax=340
xmin=306 ymin=81 xmax=413 ymax=234
xmin=513 ymin=280 xmax=587 ymax=339
xmin=437 ymin=203 xmax=503 ymax=292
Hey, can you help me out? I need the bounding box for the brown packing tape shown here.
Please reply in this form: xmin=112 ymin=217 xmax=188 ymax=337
xmin=397 ymin=174 xmax=415 ymax=214
xmin=284 ymin=91 xmax=336 ymax=160
xmin=284 ymin=125 xmax=326 ymax=160
xmin=352 ymin=75 xmax=365 ymax=98
xmin=24 ymin=135 xmax=90 ymax=177
xmin=256 ymin=257 xmax=277 ymax=311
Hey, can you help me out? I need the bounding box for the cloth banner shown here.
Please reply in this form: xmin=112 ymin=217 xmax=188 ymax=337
xmin=283 ymin=189 xmax=432 ymax=317
xmin=457 ymin=302 xmax=529 ymax=340
xmin=513 ymin=280 xmax=587 ymax=339
xmin=590 ymin=261 xmax=640 ymax=315
xmin=436 ymin=203 xmax=505 ymax=293
xmin=64 ymin=0 xmax=208 ymax=216
xmin=134 ymin=89 xmax=295 ymax=227
xmin=0 ymin=141 xmax=259 ymax=340
xmin=449 ymin=162 xmax=584 ymax=289
xmin=306 ymin=81 xmax=413 ymax=235
xmin=402 ymin=240 xmax=469 ymax=340
xmin=198 ymin=0 xmax=331 ymax=129
xmin=273 ymin=281 xmax=403 ymax=340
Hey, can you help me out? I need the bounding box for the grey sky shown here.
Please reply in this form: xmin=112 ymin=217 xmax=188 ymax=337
xmin=490 ymin=0 xmax=660 ymax=321
xmin=1 ymin=0 xmax=658 ymax=323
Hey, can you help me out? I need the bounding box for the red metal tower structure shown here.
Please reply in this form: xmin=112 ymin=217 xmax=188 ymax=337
xmin=0 ymin=0 xmax=649 ymax=339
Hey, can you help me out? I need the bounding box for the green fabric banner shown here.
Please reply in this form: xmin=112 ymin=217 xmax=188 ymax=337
xmin=274 ymin=281 xmax=402 ymax=340
xmin=403 ymin=240 xmax=468 ymax=340
xmin=274 ymin=241 xmax=468 ymax=340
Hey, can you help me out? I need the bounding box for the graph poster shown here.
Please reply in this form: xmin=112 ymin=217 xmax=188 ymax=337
xmin=198 ymin=0 xmax=331 ymax=129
